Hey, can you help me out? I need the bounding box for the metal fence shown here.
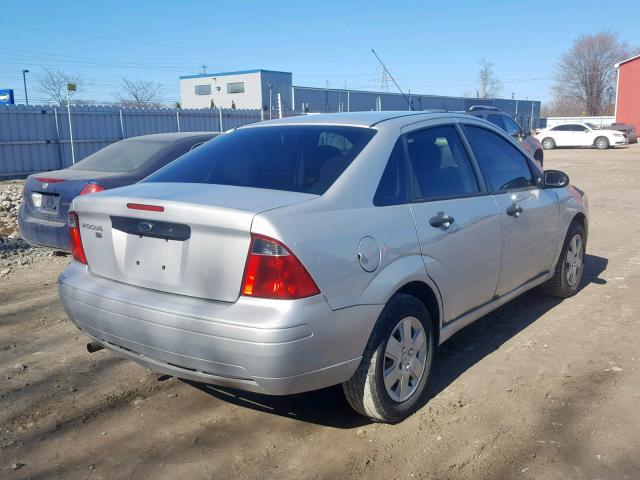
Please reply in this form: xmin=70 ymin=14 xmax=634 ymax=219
xmin=0 ymin=105 xmax=263 ymax=178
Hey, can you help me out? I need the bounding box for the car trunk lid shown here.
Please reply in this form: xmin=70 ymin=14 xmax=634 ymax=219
xmin=72 ymin=182 xmax=317 ymax=302
xmin=24 ymin=170 xmax=117 ymax=222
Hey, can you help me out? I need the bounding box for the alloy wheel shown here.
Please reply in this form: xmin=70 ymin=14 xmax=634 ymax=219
xmin=565 ymin=234 xmax=584 ymax=287
xmin=383 ymin=316 xmax=428 ymax=403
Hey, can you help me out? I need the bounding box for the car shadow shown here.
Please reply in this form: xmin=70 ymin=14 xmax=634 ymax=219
xmin=187 ymin=254 xmax=608 ymax=429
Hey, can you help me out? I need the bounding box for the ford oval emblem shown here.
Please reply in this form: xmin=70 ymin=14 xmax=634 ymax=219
xmin=138 ymin=221 xmax=154 ymax=233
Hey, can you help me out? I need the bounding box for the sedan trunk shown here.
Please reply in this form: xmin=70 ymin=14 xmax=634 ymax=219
xmin=71 ymin=182 xmax=317 ymax=302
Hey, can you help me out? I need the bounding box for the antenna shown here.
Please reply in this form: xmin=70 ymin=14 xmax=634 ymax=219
xmin=371 ymin=49 xmax=413 ymax=111
xmin=441 ymin=102 xmax=448 ymax=112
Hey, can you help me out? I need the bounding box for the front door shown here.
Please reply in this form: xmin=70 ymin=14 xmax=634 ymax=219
xmin=404 ymin=123 xmax=502 ymax=323
xmin=462 ymin=124 xmax=560 ymax=296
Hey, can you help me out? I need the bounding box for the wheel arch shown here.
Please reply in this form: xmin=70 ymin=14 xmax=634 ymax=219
xmin=533 ymin=149 xmax=544 ymax=163
xmin=395 ymin=281 xmax=442 ymax=346
xmin=571 ymin=212 xmax=588 ymax=247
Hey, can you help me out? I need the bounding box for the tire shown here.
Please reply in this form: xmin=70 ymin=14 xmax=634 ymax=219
xmin=594 ymin=136 xmax=610 ymax=149
xmin=542 ymin=137 xmax=555 ymax=150
xmin=541 ymin=222 xmax=585 ymax=298
xmin=342 ymin=294 xmax=435 ymax=423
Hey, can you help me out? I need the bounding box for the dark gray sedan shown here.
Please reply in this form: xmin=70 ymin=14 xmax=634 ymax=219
xmin=19 ymin=132 xmax=217 ymax=250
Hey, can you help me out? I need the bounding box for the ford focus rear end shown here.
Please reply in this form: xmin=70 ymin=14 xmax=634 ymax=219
xmin=58 ymin=124 xmax=380 ymax=395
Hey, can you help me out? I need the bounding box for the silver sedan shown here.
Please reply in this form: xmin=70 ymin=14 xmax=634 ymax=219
xmin=58 ymin=111 xmax=588 ymax=423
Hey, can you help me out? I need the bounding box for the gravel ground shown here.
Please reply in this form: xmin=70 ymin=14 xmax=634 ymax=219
xmin=0 ymin=181 xmax=67 ymax=277
xmin=1 ymin=144 xmax=639 ymax=480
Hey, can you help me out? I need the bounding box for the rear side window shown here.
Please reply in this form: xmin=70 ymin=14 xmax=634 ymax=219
xmin=463 ymin=125 xmax=534 ymax=192
xmin=502 ymin=116 xmax=522 ymax=136
xmin=374 ymin=139 xmax=407 ymax=206
xmin=487 ymin=114 xmax=506 ymax=130
xmin=406 ymin=125 xmax=479 ymax=200
xmin=145 ymin=126 xmax=375 ymax=195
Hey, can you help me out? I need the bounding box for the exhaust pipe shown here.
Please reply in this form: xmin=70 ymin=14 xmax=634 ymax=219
xmin=87 ymin=341 xmax=104 ymax=353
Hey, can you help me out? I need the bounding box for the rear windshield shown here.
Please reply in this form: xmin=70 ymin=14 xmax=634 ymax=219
xmin=69 ymin=140 xmax=167 ymax=172
xmin=144 ymin=125 xmax=376 ymax=194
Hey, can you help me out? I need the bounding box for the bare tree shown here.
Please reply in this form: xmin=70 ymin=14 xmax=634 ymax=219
xmin=118 ymin=78 xmax=163 ymax=108
xmin=553 ymin=31 xmax=635 ymax=116
xmin=476 ymin=58 xmax=502 ymax=99
xmin=35 ymin=68 xmax=82 ymax=105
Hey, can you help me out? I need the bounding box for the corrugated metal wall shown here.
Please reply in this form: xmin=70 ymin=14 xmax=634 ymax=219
xmin=616 ymin=57 xmax=640 ymax=129
xmin=292 ymin=86 xmax=541 ymax=128
xmin=0 ymin=105 xmax=262 ymax=178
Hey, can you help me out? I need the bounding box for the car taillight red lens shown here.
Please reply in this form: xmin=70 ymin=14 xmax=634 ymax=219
xmin=68 ymin=211 xmax=87 ymax=264
xmin=79 ymin=183 xmax=105 ymax=195
xmin=241 ymin=234 xmax=319 ymax=299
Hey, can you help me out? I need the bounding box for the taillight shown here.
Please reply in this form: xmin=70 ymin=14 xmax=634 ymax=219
xmin=241 ymin=234 xmax=319 ymax=299
xmin=68 ymin=211 xmax=87 ymax=264
xmin=79 ymin=182 xmax=105 ymax=195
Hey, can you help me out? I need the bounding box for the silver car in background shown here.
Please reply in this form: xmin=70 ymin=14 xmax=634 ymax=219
xmin=58 ymin=111 xmax=588 ymax=423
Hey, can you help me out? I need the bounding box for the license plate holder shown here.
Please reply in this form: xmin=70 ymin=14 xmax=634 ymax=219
xmin=40 ymin=193 xmax=60 ymax=212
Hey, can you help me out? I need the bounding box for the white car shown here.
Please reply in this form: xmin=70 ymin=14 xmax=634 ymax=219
xmin=536 ymin=122 xmax=628 ymax=150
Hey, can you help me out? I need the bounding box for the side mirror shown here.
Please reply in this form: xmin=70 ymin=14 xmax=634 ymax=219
xmin=544 ymin=170 xmax=569 ymax=188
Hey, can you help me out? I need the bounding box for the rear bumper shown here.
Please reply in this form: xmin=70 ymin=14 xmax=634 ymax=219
xmin=18 ymin=204 xmax=70 ymax=251
xmin=58 ymin=262 xmax=381 ymax=395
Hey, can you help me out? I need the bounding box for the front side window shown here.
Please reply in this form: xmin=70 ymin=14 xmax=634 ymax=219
xmin=571 ymin=124 xmax=588 ymax=132
xmin=194 ymin=84 xmax=211 ymax=96
xmin=227 ymin=82 xmax=245 ymax=94
xmin=145 ymin=126 xmax=375 ymax=195
xmin=463 ymin=125 xmax=534 ymax=192
xmin=406 ymin=125 xmax=479 ymax=200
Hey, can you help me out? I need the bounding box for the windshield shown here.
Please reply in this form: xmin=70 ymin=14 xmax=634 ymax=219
xmin=69 ymin=140 xmax=167 ymax=172
xmin=145 ymin=125 xmax=376 ymax=195
xmin=585 ymin=123 xmax=599 ymax=130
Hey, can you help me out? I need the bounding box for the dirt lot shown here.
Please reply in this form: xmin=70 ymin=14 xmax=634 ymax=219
xmin=1 ymin=144 xmax=639 ymax=480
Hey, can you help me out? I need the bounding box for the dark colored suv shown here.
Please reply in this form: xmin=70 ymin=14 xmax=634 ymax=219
xmin=466 ymin=106 xmax=544 ymax=165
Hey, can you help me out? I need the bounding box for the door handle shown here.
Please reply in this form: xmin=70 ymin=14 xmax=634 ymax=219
xmin=506 ymin=204 xmax=523 ymax=217
xmin=429 ymin=212 xmax=455 ymax=228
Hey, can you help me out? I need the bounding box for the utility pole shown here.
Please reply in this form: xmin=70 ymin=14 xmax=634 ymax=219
xmin=22 ymin=70 xmax=29 ymax=106
xmin=200 ymin=64 xmax=208 ymax=75
xmin=66 ymin=83 xmax=76 ymax=164
xmin=268 ymin=83 xmax=273 ymax=120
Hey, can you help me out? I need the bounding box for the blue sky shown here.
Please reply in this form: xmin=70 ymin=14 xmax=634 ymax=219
xmin=1 ymin=0 xmax=638 ymax=105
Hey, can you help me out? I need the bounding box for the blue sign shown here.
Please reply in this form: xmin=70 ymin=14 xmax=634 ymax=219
xmin=0 ymin=89 xmax=15 ymax=105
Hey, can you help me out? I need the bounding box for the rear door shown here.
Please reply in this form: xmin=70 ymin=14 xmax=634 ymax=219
xmin=550 ymin=125 xmax=571 ymax=146
xmin=404 ymin=122 xmax=502 ymax=323
xmin=461 ymin=124 xmax=559 ymax=296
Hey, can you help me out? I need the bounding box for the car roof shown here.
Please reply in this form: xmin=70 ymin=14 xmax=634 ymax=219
xmin=240 ymin=110 xmax=474 ymax=128
xmin=124 ymin=132 xmax=218 ymax=142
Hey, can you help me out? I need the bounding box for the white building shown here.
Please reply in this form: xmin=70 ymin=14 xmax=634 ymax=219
xmin=179 ymin=69 xmax=293 ymax=110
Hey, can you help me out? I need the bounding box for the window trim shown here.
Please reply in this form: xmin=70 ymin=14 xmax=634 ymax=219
xmin=459 ymin=122 xmax=541 ymax=194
